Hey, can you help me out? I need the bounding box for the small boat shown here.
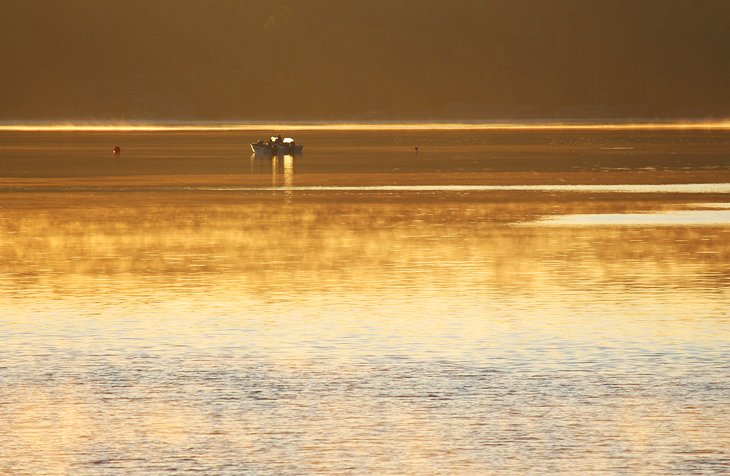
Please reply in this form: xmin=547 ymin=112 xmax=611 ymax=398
xmin=251 ymin=136 xmax=303 ymax=156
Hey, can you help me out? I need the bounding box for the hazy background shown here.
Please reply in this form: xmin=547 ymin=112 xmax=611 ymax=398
xmin=2 ymin=0 xmax=729 ymax=122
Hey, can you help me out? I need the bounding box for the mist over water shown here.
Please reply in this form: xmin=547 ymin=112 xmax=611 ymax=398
xmin=1 ymin=129 xmax=729 ymax=474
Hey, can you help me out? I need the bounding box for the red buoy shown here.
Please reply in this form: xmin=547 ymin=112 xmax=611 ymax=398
xmin=113 ymin=146 xmax=121 ymax=156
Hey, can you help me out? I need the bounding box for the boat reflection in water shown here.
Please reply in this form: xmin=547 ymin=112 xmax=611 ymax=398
xmin=249 ymin=153 xmax=295 ymax=184
xmin=249 ymin=153 xmax=295 ymax=201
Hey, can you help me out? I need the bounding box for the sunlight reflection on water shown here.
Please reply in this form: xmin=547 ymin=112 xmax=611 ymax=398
xmin=538 ymin=209 xmax=730 ymax=226
xmin=2 ymin=183 xmax=730 ymax=194
xmin=205 ymin=183 xmax=730 ymax=193
xmin=1 ymin=193 xmax=729 ymax=475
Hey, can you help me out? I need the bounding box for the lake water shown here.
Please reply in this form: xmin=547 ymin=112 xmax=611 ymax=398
xmin=0 ymin=129 xmax=729 ymax=474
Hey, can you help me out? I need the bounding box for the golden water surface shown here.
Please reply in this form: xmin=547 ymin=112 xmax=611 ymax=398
xmin=0 ymin=130 xmax=729 ymax=474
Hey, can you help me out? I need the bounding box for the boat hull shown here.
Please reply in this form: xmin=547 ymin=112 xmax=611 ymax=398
xmin=250 ymin=143 xmax=303 ymax=155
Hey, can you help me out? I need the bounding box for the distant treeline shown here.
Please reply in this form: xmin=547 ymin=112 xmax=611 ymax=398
xmin=2 ymin=0 xmax=729 ymax=121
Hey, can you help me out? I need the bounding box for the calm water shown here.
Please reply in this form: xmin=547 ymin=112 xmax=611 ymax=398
xmin=1 ymin=130 xmax=729 ymax=474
